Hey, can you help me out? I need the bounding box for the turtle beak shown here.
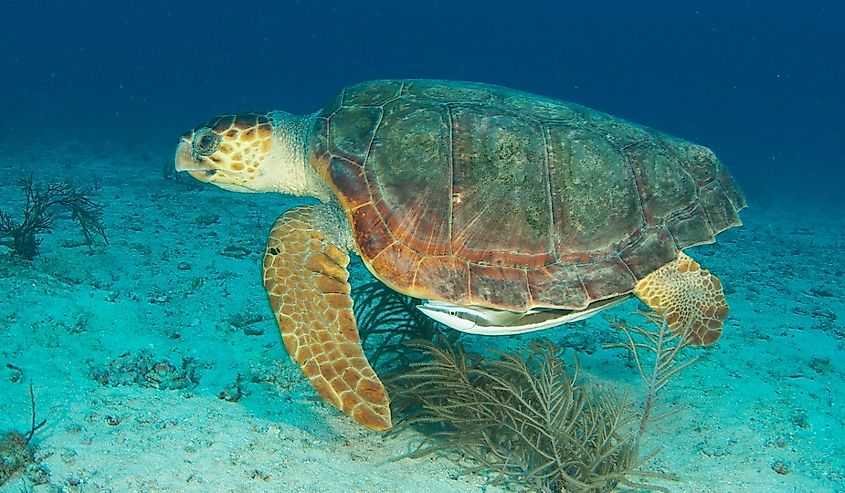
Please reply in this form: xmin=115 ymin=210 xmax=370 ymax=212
xmin=175 ymin=140 xmax=198 ymax=171
xmin=175 ymin=140 xmax=216 ymax=182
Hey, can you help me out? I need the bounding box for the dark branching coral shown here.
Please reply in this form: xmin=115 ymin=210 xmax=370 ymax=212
xmin=388 ymin=338 xmax=655 ymax=493
xmin=0 ymin=176 xmax=108 ymax=259
xmin=606 ymin=311 xmax=699 ymax=440
xmin=354 ymin=280 xmax=458 ymax=372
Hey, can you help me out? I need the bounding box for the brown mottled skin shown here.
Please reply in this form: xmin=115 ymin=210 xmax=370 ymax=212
xmin=175 ymin=80 xmax=745 ymax=431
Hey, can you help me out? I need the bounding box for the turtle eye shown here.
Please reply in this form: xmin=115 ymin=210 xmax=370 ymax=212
xmin=192 ymin=128 xmax=221 ymax=157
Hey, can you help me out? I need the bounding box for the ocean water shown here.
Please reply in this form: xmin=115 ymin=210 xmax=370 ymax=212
xmin=0 ymin=2 xmax=843 ymax=492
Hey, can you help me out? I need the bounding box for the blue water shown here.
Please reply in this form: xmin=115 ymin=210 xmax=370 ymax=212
xmin=2 ymin=1 xmax=843 ymax=205
xmin=1 ymin=2 xmax=844 ymax=492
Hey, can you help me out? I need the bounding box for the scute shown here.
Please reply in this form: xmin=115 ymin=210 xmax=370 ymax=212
xmin=449 ymin=103 xmax=553 ymax=264
xmin=327 ymin=106 xmax=381 ymax=162
xmin=544 ymin=123 xmax=643 ymax=260
xmin=625 ymin=141 xmax=698 ymax=221
xmin=308 ymin=80 xmax=745 ymax=312
xmin=342 ymin=80 xmax=403 ymax=107
xmin=367 ymin=99 xmax=452 ymax=255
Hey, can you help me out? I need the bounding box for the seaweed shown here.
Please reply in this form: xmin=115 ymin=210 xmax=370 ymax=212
xmin=387 ymin=338 xmax=658 ymax=493
xmin=0 ymin=176 xmax=108 ymax=259
xmin=354 ymin=280 xmax=458 ymax=372
xmin=606 ymin=311 xmax=699 ymax=440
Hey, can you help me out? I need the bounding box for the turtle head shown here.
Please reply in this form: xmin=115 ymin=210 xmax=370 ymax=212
xmin=175 ymin=111 xmax=328 ymax=198
xmin=175 ymin=112 xmax=276 ymax=192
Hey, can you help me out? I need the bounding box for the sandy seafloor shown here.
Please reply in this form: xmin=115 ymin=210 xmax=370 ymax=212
xmin=0 ymin=141 xmax=842 ymax=493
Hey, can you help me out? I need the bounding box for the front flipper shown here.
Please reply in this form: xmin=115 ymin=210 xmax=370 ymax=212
xmin=633 ymin=252 xmax=728 ymax=345
xmin=262 ymin=205 xmax=391 ymax=431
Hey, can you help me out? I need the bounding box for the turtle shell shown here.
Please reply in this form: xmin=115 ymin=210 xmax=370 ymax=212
xmin=308 ymin=80 xmax=745 ymax=311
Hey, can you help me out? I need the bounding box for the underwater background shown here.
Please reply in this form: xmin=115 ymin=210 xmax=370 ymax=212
xmin=3 ymin=1 xmax=844 ymax=206
xmin=0 ymin=1 xmax=843 ymax=492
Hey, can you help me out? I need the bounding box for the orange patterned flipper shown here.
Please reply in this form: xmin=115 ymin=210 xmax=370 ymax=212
xmin=633 ymin=252 xmax=728 ymax=346
xmin=262 ymin=205 xmax=391 ymax=431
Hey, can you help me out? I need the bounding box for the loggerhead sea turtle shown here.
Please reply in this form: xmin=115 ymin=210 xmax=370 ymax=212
xmin=175 ymin=80 xmax=745 ymax=431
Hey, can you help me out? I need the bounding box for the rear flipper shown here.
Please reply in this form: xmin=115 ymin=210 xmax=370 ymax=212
xmin=633 ymin=252 xmax=728 ymax=345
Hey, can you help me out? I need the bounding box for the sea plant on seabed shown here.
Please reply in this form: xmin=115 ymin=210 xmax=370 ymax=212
xmin=605 ymin=311 xmax=699 ymax=441
xmin=353 ymin=281 xmax=698 ymax=492
xmin=387 ymin=337 xmax=660 ymax=492
xmin=354 ymin=280 xmax=459 ymax=372
xmin=0 ymin=175 xmax=108 ymax=259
